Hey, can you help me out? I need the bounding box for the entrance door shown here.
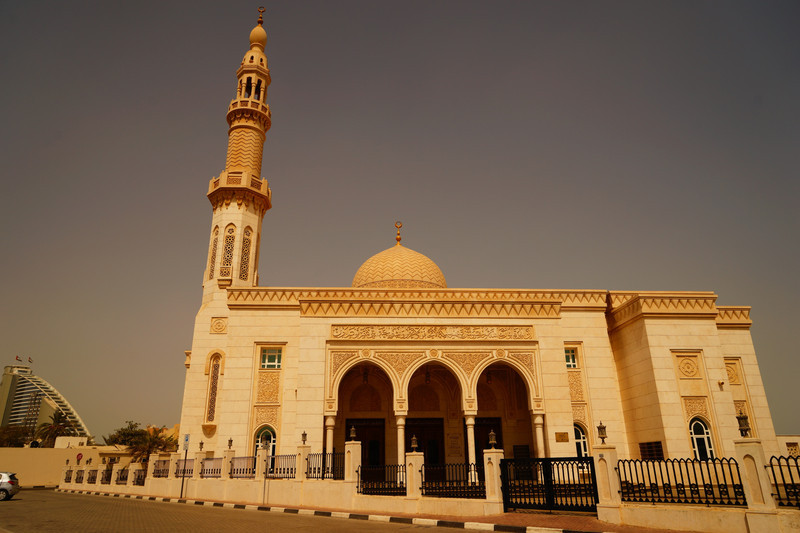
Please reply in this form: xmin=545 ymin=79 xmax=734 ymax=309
xmin=407 ymin=418 xmax=445 ymax=482
xmin=346 ymin=418 xmax=385 ymax=467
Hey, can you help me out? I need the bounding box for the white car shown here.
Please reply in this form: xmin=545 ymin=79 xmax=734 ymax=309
xmin=0 ymin=472 xmax=20 ymax=500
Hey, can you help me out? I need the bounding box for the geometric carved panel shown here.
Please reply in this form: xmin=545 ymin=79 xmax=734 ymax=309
xmin=330 ymin=350 xmax=358 ymax=379
xmin=374 ymin=351 xmax=425 ymax=379
xmin=725 ymin=360 xmax=741 ymax=384
xmin=677 ymin=355 xmax=701 ymax=379
xmin=257 ymin=371 xmax=280 ymax=403
xmin=568 ymin=371 xmax=584 ymax=402
xmin=254 ymin=406 xmax=279 ymax=427
xmin=210 ymin=317 xmax=228 ymax=334
xmin=683 ymin=396 xmax=710 ymax=421
xmin=444 ymin=352 xmax=490 ymax=377
xmin=572 ymin=403 xmax=587 ymax=425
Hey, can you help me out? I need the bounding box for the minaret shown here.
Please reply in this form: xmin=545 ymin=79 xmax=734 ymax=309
xmin=204 ymin=9 xmax=272 ymax=294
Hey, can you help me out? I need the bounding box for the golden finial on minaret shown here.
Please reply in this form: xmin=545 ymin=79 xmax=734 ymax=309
xmin=257 ymin=6 xmax=265 ymax=26
xmin=395 ymin=221 xmax=402 ymax=245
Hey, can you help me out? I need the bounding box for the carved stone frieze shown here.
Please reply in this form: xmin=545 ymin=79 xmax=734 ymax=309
xmin=716 ymin=306 xmax=752 ymax=329
xmin=509 ymin=352 xmax=534 ymax=371
xmin=330 ymin=325 xmax=534 ymax=341
xmin=257 ymin=371 xmax=280 ymax=403
xmin=608 ymin=292 xmax=718 ymax=331
xmin=374 ymin=351 xmax=425 ymax=379
xmin=683 ymin=397 xmax=710 ymax=421
xmin=572 ymin=404 xmax=587 ymax=425
xmin=254 ymin=406 xmax=278 ymax=427
xmin=568 ymin=371 xmax=584 ymax=402
xmin=210 ymin=317 xmax=228 ymax=334
xmin=330 ymin=351 xmax=358 ymax=378
xmin=444 ymin=352 xmax=490 ymax=377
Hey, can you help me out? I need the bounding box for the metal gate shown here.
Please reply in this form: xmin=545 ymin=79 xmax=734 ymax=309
xmin=500 ymin=457 xmax=598 ymax=512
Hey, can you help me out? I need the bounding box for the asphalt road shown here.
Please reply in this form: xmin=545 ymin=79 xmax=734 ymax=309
xmin=0 ymin=490 xmax=434 ymax=533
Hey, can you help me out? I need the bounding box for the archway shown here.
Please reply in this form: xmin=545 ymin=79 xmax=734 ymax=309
xmin=405 ymin=363 xmax=464 ymax=466
xmin=475 ymin=363 xmax=535 ymax=463
xmin=335 ymin=362 xmax=394 ymax=466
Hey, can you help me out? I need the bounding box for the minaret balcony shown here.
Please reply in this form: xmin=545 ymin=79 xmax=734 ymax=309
xmin=207 ymin=170 xmax=272 ymax=211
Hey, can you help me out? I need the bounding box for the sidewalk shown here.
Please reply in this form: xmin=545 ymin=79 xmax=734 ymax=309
xmin=57 ymin=489 xmax=695 ymax=533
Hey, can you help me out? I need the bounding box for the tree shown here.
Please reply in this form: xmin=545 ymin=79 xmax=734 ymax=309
xmin=103 ymin=421 xmax=177 ymax=464
xmin=0 ymin=425 xmax=29 ymax=447
xmin=103 ymin=421 xmax=147 ymax=447
xmin=35 ymin=411 xmax=76 ymax=447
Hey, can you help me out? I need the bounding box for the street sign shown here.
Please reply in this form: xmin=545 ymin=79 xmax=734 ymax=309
xmin=183 ymin=433 xmax=190 ymax=451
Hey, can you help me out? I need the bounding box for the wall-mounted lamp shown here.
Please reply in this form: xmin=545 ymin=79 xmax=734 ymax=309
xmin=737 ymin=410 xmax=751 ymax=438
xmin=411 ymin=435 xmax=418 ymax=452
xmin=486 ymin=371 xmax=492 ymax=385
xmin=425 ymin=367 xmax=431 ymax=384
xmin=349 ymin=426 xmax=357 ymax=441
xmin=488 ymin=429 xmax=497 ymax=449
xmin=597 ymin=421 xmax=607 ymax=444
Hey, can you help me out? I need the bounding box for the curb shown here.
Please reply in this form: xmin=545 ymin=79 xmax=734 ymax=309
xmin=55 ymin=489 xmax=590 ymax=532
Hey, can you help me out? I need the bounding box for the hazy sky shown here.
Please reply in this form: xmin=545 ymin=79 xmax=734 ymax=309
xmin=1 ymin=1 xmax=798 ymax=439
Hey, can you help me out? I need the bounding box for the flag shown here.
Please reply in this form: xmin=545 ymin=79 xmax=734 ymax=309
xmin=15 ymin=356 xmax=21 ymax=361
xmin=28 ymin=357 xmax=33 ymax=363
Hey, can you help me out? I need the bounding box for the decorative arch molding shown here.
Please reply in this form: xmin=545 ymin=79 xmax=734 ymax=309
xmin=468 ymin=351 xmax=540 ymax=402
xmin=204 ymin=349 xmax=226 ymax=375
xmin=327 ymin=351 xmax=399 ymax=414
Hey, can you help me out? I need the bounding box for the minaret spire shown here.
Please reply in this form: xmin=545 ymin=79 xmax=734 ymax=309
xmin=203 ymin=11 xmax=273 ymax=292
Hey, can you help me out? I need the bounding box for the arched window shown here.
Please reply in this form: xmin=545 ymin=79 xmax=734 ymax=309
xmin=244 ymin=77 xmax=252 ymax=98
xmin=690 ymin=418 xmax=715 ymax=460
xmin=239 ymin=227 xmax=252 ymax=280
xmin=206 ymin=355 xmax=221 ymax=422
xmin=574 ymin=424 xmax=589 ymax=458
xmin=208 ymin=226 xmax=219 ymax=280
xmin=220 ymin=225 xmax=236 ymax=277
xmin=254 ymin=80 xmax=262 ymax=101
xmin=255 ymin=426 xmax=276 ymax=456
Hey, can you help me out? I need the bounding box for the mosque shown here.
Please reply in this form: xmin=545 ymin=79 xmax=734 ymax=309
xmin=177 ymin=11 xmax=782 ymax=471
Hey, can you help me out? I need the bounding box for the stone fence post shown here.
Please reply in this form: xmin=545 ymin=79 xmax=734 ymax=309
xmin=296 ymin=444 xmax=310 ymax=480
xmin=734 ymin=439 xmax=779 ymax=533
xmin=483 ymin=447 xmax=504 ymax=503
xmin=592 ymin=444 xmax=622 ymax=525
xmin=345 ymin=440 xmax=361 ymax=483
xmin=192 ymin=452 xmax=207 ymax=480
xmin=221 ymin=449 xmax=235 ymax=480
xmin=168 ymin=452 xmax=181 ymax=479
xmin=405 ymin=451 xmax=424 ymax=499
xmin=256 ymin=448 xmax=268 ymax=478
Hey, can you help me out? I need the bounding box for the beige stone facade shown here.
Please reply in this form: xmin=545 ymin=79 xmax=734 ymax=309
xmin=178 ymin=13 xmax=782 ymax=474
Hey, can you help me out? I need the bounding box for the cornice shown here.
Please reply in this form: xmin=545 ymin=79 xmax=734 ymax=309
xmin=607 ymin=292 xmax=718 ymax=331
xmin=208 ymin=170 xmax=271 ymax=213
xmin=300 ymin=299 xmax=560 ymax=318
xmin=716 ymin=306 xmax=752 ymax=330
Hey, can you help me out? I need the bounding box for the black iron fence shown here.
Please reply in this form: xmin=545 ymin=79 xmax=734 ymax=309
xmin=265 ymin=454 xmax=296 ymax=479
xmin=306 ymin=452 xmax=344 ymax=480
xmin=101 ymin=468 xmax=112 ymax=484
xmin=201 ymin=458 xmax=223 ymax=478
xmin=357 ymin=464 xmax=406 ymax=496
xmin=176 ymin=459 xmax=193 ymax=478
xmin=133 ymin=469 xmax=146 ymax=486
xmin=617 ymin=458 xmax=746 ymax=506
xmin=64 ymin=470 xmax=72 ymax=483
xmin=116 ymin=469 xmax=128 ymax=485
xmin=420 ymin=463 xmax=485 ymax=499
xmin=230 ymin=456 xmax=256 ymax=479
xmin=153 ymin=459 xmax=170 ymax=478
xmin=75 ymin=470 xmax=84 ymax=484
xmin=766 ymin=455 xmax=800 ymax=508
xmin=87 ymin=470 xmax=98 ymax=484
xmin=500 ymin=457 xmax=598 ymax=512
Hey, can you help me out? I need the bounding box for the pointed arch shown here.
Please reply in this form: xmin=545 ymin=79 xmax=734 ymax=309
xmin=239 ymin=226 xmax=253 ymax=281
xmin=401 ymin=356 xmax=469 ymax=409
xmin=328 ymin=355 xmax=398 ymax=415
xmin=468 ymin=355 xmax=538 ymax=408
xmin=220 ymin=224 xmax=236 ymax=277
xmin=208 ymin=226 xmax=219 ymax=280
xmin=689 ymin=417 xmax=715 ymax=460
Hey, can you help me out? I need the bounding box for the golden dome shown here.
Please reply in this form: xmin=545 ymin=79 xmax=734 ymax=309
xmin=249 ymin=8 xmax=267 ymax=50
xmin=352 ymin=243 xmax=447 ymax=289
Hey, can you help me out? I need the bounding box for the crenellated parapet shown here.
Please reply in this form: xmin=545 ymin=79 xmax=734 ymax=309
xmin=715 ymin=306 xmax=752 ymax=329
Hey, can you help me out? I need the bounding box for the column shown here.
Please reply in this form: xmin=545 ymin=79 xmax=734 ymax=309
xmin=465 ymin=415 xmax=476 ymax=465
xmin=532 ymin=413 xmax=545 ymax=458
xmin=324 ymin=416 xmax=336 ymax=453
xmin=396 ymin=415 xmax=406 ymax=466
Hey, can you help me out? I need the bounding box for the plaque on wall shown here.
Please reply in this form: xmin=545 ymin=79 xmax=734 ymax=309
xmin=555 ymin=432 xmax=570 ymax=443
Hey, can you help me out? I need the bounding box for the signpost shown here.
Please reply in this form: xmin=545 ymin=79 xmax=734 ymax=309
xmin=180 ymin=434 xmax=189 ymax=499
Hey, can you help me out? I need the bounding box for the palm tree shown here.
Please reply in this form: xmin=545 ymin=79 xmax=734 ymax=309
xmin=35 ymin=411 xmax=76 ymax=447
xmin=128 ymin=427 xmax=177 ymax=464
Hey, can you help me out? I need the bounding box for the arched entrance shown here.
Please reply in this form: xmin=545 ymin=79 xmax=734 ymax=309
xmin=475 ymin=363 xmax=535 ymax=464
xmin=335 ymin=363 xmax=394 ymax=467
xmin=254 ymin=425 xmax=276 ymax=456
xmin=405 ymin=363 xmax=464 ymax=466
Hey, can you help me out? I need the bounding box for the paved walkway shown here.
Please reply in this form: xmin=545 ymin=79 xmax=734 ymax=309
xmin=1 ymin=489 xmax=695 ymax=533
